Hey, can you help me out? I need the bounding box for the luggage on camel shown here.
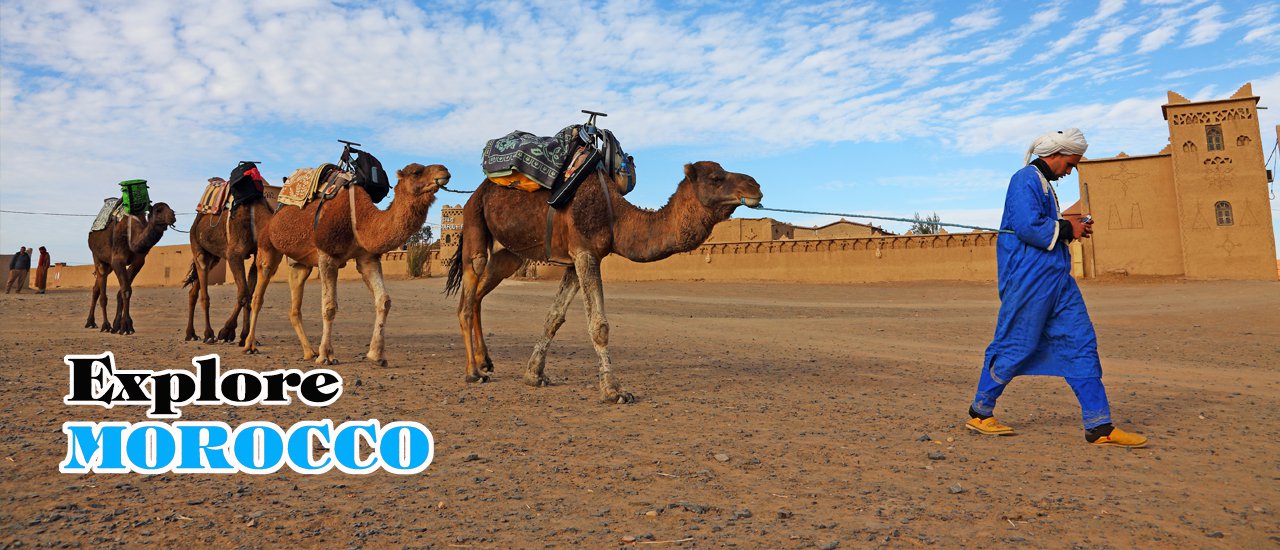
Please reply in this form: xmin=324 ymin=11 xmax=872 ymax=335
xmin=119 ymin=179 xmax=151 ymax=216
xmin=276 ymin=141 xmax=386 ymax=209
xmin=197 ymin=161 xmax=269 ymax=215
xmin=227 ymin=161 xmax=267 ymax=208
xmin=481 ymin=110 xmax=635 ymax=208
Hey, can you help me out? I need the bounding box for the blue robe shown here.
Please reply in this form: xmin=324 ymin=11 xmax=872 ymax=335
xmin=984 ymin=164 xmax=1101 ymax=384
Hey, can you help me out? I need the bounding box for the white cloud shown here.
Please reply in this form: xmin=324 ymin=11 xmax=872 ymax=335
xmin=1137 ymin=26 xmax=1176 ymax=52
xmin=1185 ymin=4 xmax=1230 ymax=46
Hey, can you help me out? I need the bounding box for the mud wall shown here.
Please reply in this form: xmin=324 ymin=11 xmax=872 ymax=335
xmin=601 ymin=233 xmax=999 ymax=283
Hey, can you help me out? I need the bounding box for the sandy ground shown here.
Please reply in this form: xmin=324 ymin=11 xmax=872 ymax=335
xmin=0 ymin=276 xmax=1277 ymax=548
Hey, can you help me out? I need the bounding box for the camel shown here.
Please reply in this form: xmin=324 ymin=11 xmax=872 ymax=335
xmin=445 ymin=160 xmax=763 ymax=403
xmin=183 ymin=167 xmax=274 ymax=348
xmin=248 ymin=163 xmax=450 ymax=365
xmin=85 ymin=202 xmax=178 ymax=334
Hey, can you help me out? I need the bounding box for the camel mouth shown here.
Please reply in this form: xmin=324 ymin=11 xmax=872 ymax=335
xmin=732 ymin=196 xmax=762 ymax=207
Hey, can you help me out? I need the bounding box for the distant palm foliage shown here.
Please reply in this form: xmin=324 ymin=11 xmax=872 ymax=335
xmin=909 ymin=211 xmax=942 ymax=235
xmin=406 ymin=224 xmax=433 ymax=278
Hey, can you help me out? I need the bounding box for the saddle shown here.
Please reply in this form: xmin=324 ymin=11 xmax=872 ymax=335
xmin=277 ymin=164 xmax=352 ymax=208
xmin=481 ymin=125 xmax=580 ymax=191
xmin=91 ymin=198 xmax=123 ymax=232
xmin=196 ymin=178 xmax=231 ymax=215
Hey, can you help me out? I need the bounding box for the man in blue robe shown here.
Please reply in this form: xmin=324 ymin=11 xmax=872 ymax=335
xmin=966 ymin=128 xmax=1147 ymax=448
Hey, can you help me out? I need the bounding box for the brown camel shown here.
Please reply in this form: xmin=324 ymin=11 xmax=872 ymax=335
xmin=183 ymin=168 xmax=275 ymax=348
xmin=85 ymin=202 xmax=178 ymax=334
xmin=445 ymin=161 xmax=763 ymax=403
xmin=248 ymin=163 xmax=450 ymax=365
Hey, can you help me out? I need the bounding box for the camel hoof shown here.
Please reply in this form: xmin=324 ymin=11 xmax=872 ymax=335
xmin=243 ymin=348 xmax=259 ymax=355
xmin=184 ymin=333 xmax=198 ymax=341
xmin=465 ymin=374 xmax=491 ymax=384
xmin=203 ymin=336 xmax=216 ymax=344
xmin=604 ymin=392 xmax=635 ymax=404
xmin=85 ymin=321 xmax=97 ymax=329
xmin=480 ymin=358 xmax=495 ymax=374
xmin=523 ymin=373 xmax=551 ymax=387
xmin=316 ymin=357 xmax=339 ymax=366
xmin=99 ymin=324 xmax=111 ymax=333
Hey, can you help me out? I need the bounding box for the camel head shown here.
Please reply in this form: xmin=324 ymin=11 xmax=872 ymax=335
xmin=149 ymin=202 xmax=178 ymax=227
xmin=684 ymin=161 xmax=764 ymax=218
xmin=395 ymin=163 xmax=451 ymax=201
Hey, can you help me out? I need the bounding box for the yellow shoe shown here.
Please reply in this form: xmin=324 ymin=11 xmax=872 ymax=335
xmin=1090 ymin=427 xmax=1148 ymax=448
xmin=965 ymin=417 xmax=1015 ymax=435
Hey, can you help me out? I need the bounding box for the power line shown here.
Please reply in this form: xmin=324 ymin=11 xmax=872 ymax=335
xmin=0 ymin=209 xmax=195 ymax=218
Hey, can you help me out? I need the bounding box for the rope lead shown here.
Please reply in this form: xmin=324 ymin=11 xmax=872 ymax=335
xmin=740 ymin=199 xmax=1014 ymax=234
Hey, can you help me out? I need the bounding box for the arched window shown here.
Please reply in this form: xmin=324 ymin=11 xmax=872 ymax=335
xmin=1206 ymin=124 xmax=1224 ymax=151
xmin=1215 ymin=201 xmax=1233 ymax=226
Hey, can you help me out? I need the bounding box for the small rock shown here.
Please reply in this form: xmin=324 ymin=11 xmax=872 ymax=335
xmin=591 ymin=508 xmax=610 ymax=517
xmin=436 ymin=501 xmax=446 ymax=509
xmin=644 ymin=510 xmax=658 ymax=518
xmin=1206 ymin=531 xmax=1224 ymax=538
xmin=820 ymin=542 xmax=840 ymax=550
xmin=462 ymin=454 xmax=479 ymax=462
xmin=714 ymin=453 xmax=730 ymax=462
xmin=928 ymin=451 xmax=946 ymax=461
xmin=949 ymin=484 xmax=965 ymax=494
xmin=777 ymin=509 xmax=793 ymax=519
xmin=733 ymin=509 xmax=753 ymax=519
xmin=916 ymin=434 xmax=931 ymax=442
xmin=621 ymin=535 xmax=637 ymax=543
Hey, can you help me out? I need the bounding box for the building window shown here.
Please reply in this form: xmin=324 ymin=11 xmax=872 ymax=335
xmin=1206 ymin=124 xmax=1224 ymax=151
xmin=1215 ymin=201 xmax=1233 ymax=226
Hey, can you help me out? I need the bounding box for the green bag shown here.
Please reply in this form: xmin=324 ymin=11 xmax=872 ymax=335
xmin=119 ymin=179 xmax=150 ymax=215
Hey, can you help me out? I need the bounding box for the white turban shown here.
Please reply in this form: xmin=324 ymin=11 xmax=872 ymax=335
xmin=1024 ymin=128 xmax=1088 ymax=165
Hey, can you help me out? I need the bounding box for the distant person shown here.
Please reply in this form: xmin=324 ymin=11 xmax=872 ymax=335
xmin=965 ymin=128 xmax=1147 ymax=448
xmin=34 ymin=246 xmax=51 ymax=294
xmin=5 ymin=247 xmax=31 ymax=294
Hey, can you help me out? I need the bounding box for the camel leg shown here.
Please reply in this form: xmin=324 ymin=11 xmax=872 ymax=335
xmin=315 ymin=255 xmax=340 ymax=366
xmin=191 ymin=254 xmax=216 ymax=342
xmin=472 ymin=249 xmax=524 ymax=375
xmin=288 ymin=262 xmax=316 ymax=360
xmin=217 ymin=257 xmax=249 ymax=343
xmin=86 ymin=264 xmax=108 ymax=330
xmin=456 ymin=251 xmax=487 ymax=383
xmin=523 ymin=266 xmax=580 ymax=388
xmin=573 ymin=251 xmax=632 ymax=404
xmin=243 ymin=248 xmax=282 ymax=355
xmin=184 ymin=262 xmax=200 ymax=341
xmin=238 ymin=264 xmax=257 ymax=345
xmin=355 ymin=255 xmax=390 ymax=367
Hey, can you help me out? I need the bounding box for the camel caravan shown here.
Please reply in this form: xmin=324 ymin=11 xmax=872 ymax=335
xmin=87 ymin=111 xmax=763 ymax=403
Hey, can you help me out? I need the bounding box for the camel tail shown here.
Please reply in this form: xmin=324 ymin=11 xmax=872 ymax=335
xmin=443 ymin=245 xmax=464 ymax=296
xmin=181 ymin=262 xmax=197 ymax=288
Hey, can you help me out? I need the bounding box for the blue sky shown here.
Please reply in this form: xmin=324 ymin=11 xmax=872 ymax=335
xmin=2 ymin=0 xmax=1278 ymax=265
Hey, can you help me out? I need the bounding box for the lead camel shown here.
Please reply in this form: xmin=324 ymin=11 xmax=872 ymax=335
xmin=446 ymin=160 xmax=763 ymax=403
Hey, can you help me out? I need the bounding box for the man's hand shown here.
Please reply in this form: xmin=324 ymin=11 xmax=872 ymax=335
xmin=1065 ymin=214 xmax=1094 ymax=239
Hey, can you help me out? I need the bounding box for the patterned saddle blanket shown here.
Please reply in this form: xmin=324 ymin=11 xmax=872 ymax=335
xmin=91 ymin=198 xmax=123 ymax=231
xmin=196 ymin=177 xmax=231 ymax=215
xmin=481 ymin=125 xmax=580 ymax=190
xmin=277 ymin=164 xmax=353 ymax=208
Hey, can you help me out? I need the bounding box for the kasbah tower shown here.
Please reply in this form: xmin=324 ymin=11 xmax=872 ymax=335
xmin=1076 ymin=83 xmax=1277 ymax=280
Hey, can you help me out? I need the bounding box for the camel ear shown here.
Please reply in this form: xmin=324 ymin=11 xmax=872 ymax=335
xmin=396 ymin=168 xmax=405 ymax=179
xmin=683 ymin=163 xmax=698 ymax=181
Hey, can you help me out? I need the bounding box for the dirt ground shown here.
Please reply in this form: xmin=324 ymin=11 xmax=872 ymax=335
xmin=0 ymin=276 xmax=1277 ymax=548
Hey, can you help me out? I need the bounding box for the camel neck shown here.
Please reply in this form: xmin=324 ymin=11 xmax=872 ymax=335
xmin=351 ymin=187 xmax=434 ymax=254
xmin=129 ymin=215 xmax=168 ymax=254
xmin=611 ymin=180 xmax=719 ymax=263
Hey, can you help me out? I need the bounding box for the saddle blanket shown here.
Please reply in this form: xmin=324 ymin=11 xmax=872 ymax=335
xmin=481 ymin=125 xmax=579 ymax=190
xmin=196 ymin=177 xmax=231 ymax=215
xmin=277 ymin=164 xmax=352 ymax=208
xmin=91 ymin=198 xmax=123 ymax=231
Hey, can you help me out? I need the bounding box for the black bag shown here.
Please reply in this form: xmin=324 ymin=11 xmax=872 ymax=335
xmin=227 ymin=161 xmax=266 ymax=209
xmin=343 ymin=147 xmax=390 ymax=203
